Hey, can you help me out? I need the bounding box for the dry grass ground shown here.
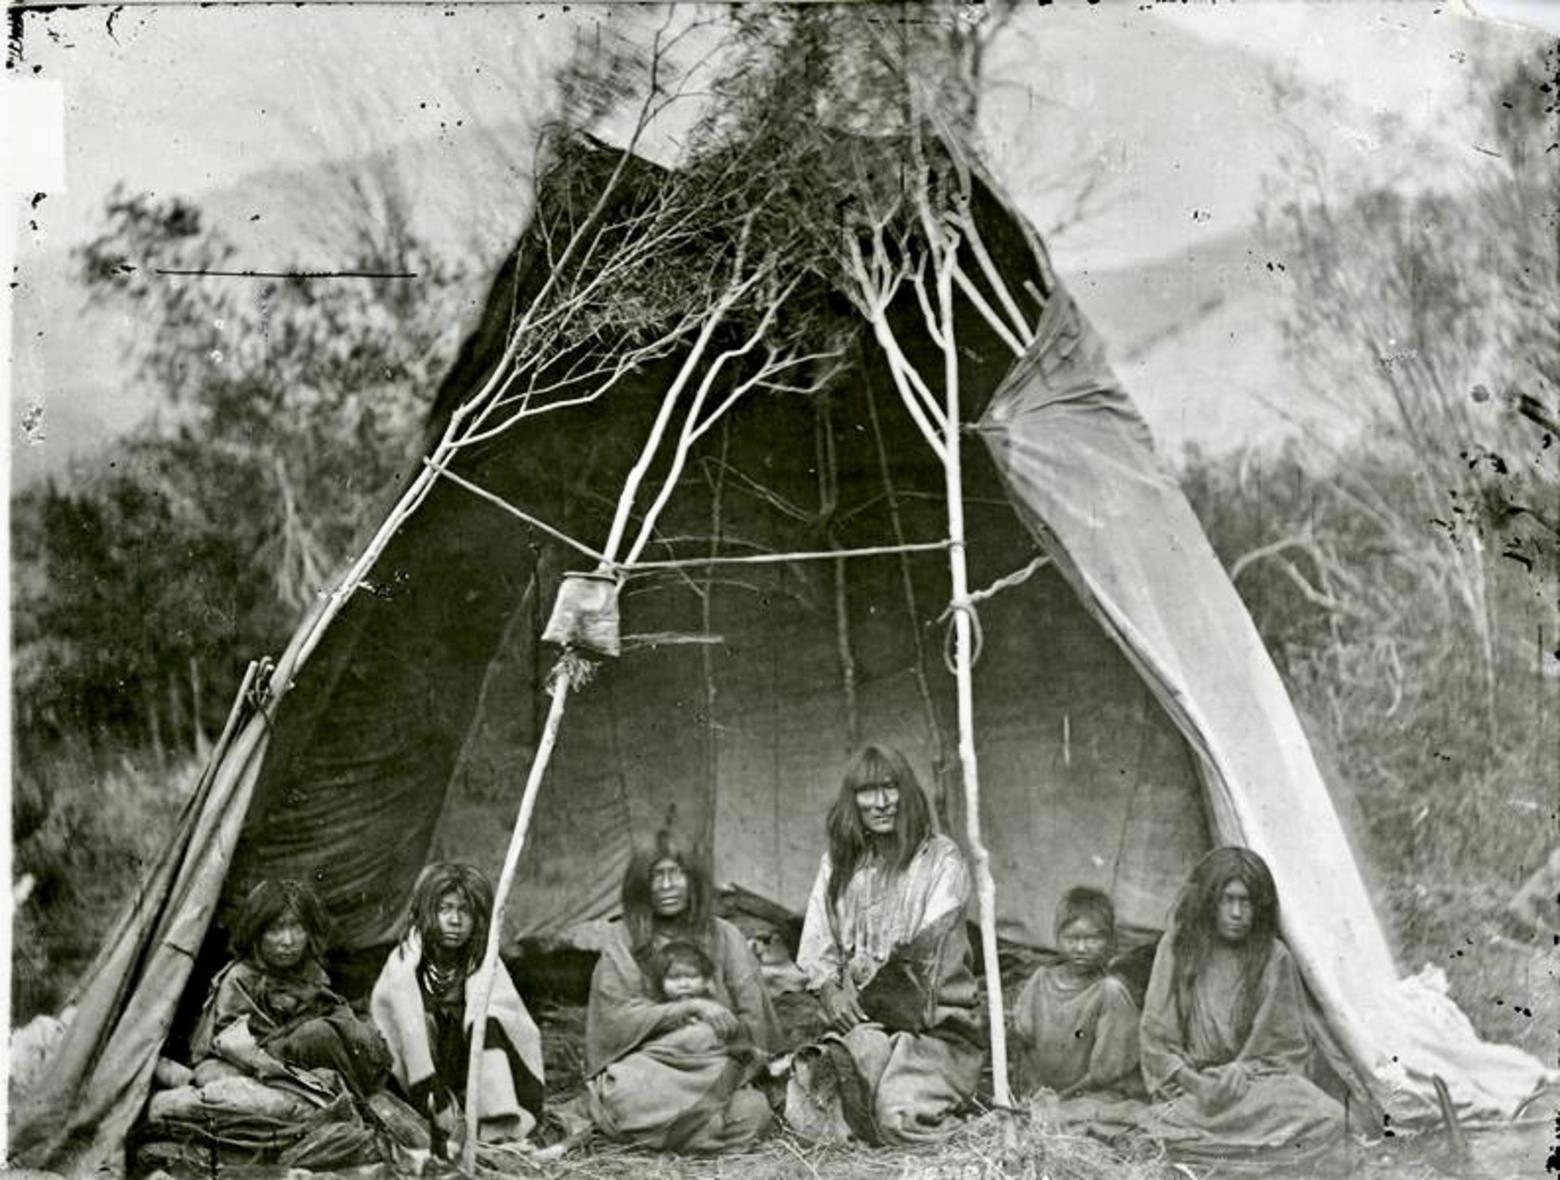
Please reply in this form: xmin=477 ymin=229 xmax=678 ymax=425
xmin=520 ymin=1115 xmax=1184 ymax=1180
xmin=522 ymin=989 xmax=1556 ymax=1180
xmin=465 ymin=1107 xmax=1554 ymax=1180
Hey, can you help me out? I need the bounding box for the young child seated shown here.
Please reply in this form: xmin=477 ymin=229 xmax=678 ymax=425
xmin=1013 ymin=887 xmax=1142 ymax=1099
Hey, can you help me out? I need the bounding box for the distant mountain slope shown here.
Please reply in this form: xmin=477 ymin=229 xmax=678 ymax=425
xmin=11 ymin=216 xmax=1309 ymax=489
xmin=1066 ymin=227 xmax=1329 ymax=461
xmin=7 ymin=2 xmax=1487 ymax=486
xmin=983 ymin=7 xmax=1302 ymax=274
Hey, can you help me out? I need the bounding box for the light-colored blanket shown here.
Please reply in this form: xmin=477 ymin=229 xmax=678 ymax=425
xmin=369 ymin=929 xmax=544 ymax=1141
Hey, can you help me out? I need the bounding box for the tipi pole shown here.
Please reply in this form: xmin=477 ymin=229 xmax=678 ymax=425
xmin=934 ymin=253 xmax=1014 ymax=1113
xmin=460 ymin=662 xmax=577 ymax=1174
xmin=456 ymin=314 xmax=732 ymax=1167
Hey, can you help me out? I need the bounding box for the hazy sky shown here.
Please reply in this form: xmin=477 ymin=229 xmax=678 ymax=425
xmin=11 ymin=1 xmax=1533 ymax=267
xmin=4 ymin=0 xmax=1549 ymax=477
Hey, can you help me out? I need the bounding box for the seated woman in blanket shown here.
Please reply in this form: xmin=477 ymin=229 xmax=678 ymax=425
xmin=787 ymin=745 xmax=983 ymax=1146
xmin=1013 ymin=886 xmax=1142 ymax=1104
xmin=370 ymin=862 xmax=545 ymax=1150
xmin=585 ymin=830 xmax=779 ymax=1153
xmin=192 ymin=878 xmax=391 ymax=1098
xmin=1139 ymin=846 xmax=1344 ymax=1169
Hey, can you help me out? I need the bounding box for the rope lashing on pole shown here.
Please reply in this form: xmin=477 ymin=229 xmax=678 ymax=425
xmin=460 ymin=316 xmax=724 ymax=1170
xmin=935 ymin=553 xmax=1051 ymax=672
xmin=966 ymin=554 xmax=1052 ymax=603
xmin=911 ymin=122 xmax=1017 ymax=1113
xmin=940 ymin=596 xmax=985 ymax=674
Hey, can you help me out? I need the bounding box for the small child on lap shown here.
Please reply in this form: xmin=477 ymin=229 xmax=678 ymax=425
xmin=654 ymin=941 xmax=758 ymax=1062
xmin=1013 ymin=887 xmax=1142 ymax=1099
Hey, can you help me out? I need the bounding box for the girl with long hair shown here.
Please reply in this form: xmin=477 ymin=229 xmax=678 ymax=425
xmin=584 ymin=829 xmax=778 ymax=1153
xmin=143 ymin=880 xmax=392 ymax=1165
xmin=369 ymin=862 xmax=545 ymax=1150
xmin=192 ymin=879 xmax=390 ymax=1098
xmin=789 ymin=745 xmax=982 ymax=1146
xmin=1139 ymin=846 xmax=1344 ymax=1168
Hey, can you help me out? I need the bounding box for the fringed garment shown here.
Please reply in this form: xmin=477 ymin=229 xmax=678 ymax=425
xmin=789 ymin=834 xmax=983 ymax=1146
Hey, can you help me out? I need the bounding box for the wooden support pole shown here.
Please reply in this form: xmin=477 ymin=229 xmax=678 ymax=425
xmin=935 ymin=253 xmax=1014 ymax=1113
xmin=866 ymin=237 xmax=1014 ymax=1111
xmin=461 ymin=664 xmax=576 ymax=1173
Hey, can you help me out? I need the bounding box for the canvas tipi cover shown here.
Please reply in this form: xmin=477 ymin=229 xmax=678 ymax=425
xmin=12 ymin=138 xmax=1554 ymax=1175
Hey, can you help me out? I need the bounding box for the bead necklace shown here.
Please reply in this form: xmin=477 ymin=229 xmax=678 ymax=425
xmin=421 ymin=957 xmax=465 ymax=999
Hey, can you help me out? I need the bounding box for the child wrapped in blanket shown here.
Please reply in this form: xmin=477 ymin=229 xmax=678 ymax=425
xmin=653 ymin=941 xmax=761 ymax=1067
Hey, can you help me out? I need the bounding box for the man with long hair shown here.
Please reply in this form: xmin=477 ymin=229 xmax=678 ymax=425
xmin=1139 ymin=846 xmax=1344 ymax=1168
xmin=584 ymin=829 xmax=778 ymax=1153
xmin=789 ymin=745 xmax=982 ymax=1145
xmin=370 ymin=862 xmax=545 ymax=1151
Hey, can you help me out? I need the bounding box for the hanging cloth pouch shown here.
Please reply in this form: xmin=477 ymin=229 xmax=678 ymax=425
xmin=541 ymin=571 xmax=622 ymax=658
